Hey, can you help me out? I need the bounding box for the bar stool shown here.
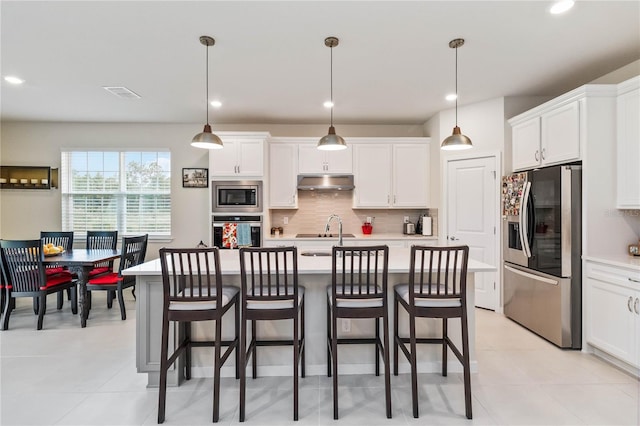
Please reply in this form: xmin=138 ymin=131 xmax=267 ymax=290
xmin=238 ymin=246 xmax=305 ymax=422
xmin=157 ymin=247 xmax=240 ymax=423
xmin=327 ymin=245 xmax=391 ymax=419
xmin=393 ymin=245 xmax=472 ymax=419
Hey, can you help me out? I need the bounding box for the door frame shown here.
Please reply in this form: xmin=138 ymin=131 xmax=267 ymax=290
xmin=442 ymin=149 xmax=503 ymax=313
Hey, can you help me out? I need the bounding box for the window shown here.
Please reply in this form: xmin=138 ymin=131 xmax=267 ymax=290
xmin=61 ymin=150 xmax=171 ymax=237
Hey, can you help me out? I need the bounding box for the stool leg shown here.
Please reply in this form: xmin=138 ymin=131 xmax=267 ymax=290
xmin=409 ymin=313 xmax=419 ymax=418
xmin=158 ymin=312 xmax=170 ymax=423
xmin=375 ymin=317 xmax=380 ymax=376
xmin=326 ymin=296 xmax=331 ymax=377
xmin=393 ymin=292 xmax=399 ymax=376
xmin=461 ymin=308 xmax=472 ymax=419
xmin=239 ymin=310 xmax=247 ymax=422
xmin=185 ymin=321 xmax=191 ymax=380
xmin=332 ymin=308 xmax=339 ymax=420
xmin=293 ymin=303 xmax=299 ymax=421
xmin=301 ymin=297 xmax=306 ymax=378
xmin=251 ymin=320 xmax=257 ymax=379
xmin=235 ymin=297 xmax=240 ymax=380
xmin=383 ymin=310 xmax=392 ymax=419
xmin=212 ymin=316 xmax=222 ymax=422
xmin=442 ymin=318 xmax=448 ymax=377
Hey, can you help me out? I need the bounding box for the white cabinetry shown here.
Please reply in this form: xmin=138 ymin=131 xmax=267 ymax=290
xmin=510 ymin=100 xmax=580 ymax=171
xmin=616 ymin=77 xmax=640 ymax=209
xmin=353 ymin=140 xmax=430 ymax=208
xmin=209 ymin=133 xmax=268 ymax=177
xmin=585 ymin=260 xmax=640 ymax=372
xmin=298 ymin=143 xmax=352 ymax=174
xmin=269 ymin=143 xmax=298 ymax=208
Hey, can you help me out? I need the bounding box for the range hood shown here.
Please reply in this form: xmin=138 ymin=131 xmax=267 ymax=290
xmin=297 ymin=174 xmax=355 ymax=191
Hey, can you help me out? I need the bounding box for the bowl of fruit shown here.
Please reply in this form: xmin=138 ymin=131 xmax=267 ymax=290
xmin=43 ymin=243 xmax=65 ymax=256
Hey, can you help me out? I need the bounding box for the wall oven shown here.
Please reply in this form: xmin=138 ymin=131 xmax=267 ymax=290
xmin=212 ymin=180 xmax=262 ymax=213
xmin=502 ymin=164 xmax=582 ymax=349
xmin=212 ymin=215 xmax=262 ymax=249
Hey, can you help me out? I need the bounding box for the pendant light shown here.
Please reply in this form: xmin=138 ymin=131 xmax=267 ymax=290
xmin=317 ymin=36 xmax=347 ymax=151
xmin=441 ymin=38 xmax=473 ymax=151
xmin=191 ymin=35 xmax=223 ymax=150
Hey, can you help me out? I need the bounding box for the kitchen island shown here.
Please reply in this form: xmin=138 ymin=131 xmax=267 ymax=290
xmin=123 ymin=246 xmax=495 ymax=387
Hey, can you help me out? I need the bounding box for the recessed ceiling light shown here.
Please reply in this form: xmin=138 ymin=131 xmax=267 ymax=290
xmin=323 ymin=101 xmax=334 ymax=108
xmin=550 ymin=0 xmax=574 ymax=14
xmin=210 ymin=100 xmax=222 ymax=108
xmin=4 ymin=76 xmax=24 ymax=85
xmin=445 ymin=93 xmax=457 ymax=101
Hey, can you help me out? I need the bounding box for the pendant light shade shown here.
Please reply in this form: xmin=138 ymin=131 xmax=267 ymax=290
xmin=191 ymin=35 xmax=223 ymax=150
xmin=441 ymin=38 xmax=472 ymax=151
xmin=318 ymin=37 xmax=347 ymax=151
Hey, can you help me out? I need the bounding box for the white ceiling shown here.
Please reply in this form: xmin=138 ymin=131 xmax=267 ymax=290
xmin=1 ymin=1 xmax=639 ymax=125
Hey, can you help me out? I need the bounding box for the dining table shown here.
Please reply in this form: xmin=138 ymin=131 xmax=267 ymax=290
xmin=44 ymin=248 xmax=121 ymax=327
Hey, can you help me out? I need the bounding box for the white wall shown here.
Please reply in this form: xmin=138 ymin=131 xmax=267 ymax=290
xmin=0 ymin=121 xmax=423 ymax=259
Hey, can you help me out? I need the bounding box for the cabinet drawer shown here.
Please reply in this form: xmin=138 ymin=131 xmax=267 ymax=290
xmin=586 ymin=262 xmax=640 ymax=290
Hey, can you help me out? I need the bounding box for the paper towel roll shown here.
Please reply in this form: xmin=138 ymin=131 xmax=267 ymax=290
xmin=421 ymin=216 xmax=432 ymax=236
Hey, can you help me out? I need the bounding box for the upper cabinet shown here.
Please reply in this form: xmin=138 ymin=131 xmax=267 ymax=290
xmin=209 ymin=132 xmax=269 ymax=177
xmin=511 ymin=100 xmax=580 ymax=171
xmin=298 ymin=143 xmax=352 ymax=174
xmin=269 ymin=142 xmax=298 ymax=208
xmin=616 ymin=77 xmax=640 ymax=209
xmin=352 ymin=139 xmax=430 ymax=208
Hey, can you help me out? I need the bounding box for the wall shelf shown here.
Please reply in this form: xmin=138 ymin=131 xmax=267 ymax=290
xmin=0 ymin=166 xmax=58 ymax=189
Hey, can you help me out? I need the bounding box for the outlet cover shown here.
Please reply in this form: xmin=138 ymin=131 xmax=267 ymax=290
xmin=404 ymin=216 xmax=409 ymax=223
xmin=283 ymin=216 xmax=289 ymax=225
xmin=342 ymin=319 xmax=351 ymax=332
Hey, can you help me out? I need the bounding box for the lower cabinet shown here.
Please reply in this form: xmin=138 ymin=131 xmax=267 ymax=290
xmin=585 ymin=260 xmax=640 ymax=370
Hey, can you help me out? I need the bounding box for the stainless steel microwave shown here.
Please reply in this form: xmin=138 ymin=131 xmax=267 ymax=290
xmin=212 ymin=180 xmax=262 ymax=213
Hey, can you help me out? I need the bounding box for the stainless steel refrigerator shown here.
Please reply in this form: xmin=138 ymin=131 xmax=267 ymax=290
xmin=502 ymin=164 xmax=582 ymax=349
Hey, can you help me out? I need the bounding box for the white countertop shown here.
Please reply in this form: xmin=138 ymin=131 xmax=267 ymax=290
xmin=264 ymin=233 xmax=439 ymax=242
xmin=124 ymin=247 xmax=495 ymax=276
xmin=583 ymin=254 xmax=640 ymax=271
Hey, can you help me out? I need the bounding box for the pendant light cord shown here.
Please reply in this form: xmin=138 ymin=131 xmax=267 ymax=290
xmin=454 ymin=44 xmax=458 ymax=127
xmin=330 ymin=44 xmax=334 ymax=127
xmin=205 ymin=43 xmax=210 ymax=126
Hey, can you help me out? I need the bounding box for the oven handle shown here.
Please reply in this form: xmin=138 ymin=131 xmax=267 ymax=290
xmin=504 ymin=264 xmax=558 ymax=285
xmin=519 ymin=181 xmax=532 ymax=258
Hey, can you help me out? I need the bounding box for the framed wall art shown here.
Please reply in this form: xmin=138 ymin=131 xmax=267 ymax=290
xmin=182 ymin=168 xmax=208 ymax=188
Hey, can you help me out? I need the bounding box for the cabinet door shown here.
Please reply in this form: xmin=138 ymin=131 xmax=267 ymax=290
xmin=237 ymin=139 xmax=264 ymax=176
xmin=616 ymin=88 xmax=640 ymax=209
xmin=586 ymin=276 xmax=637 ymax=365
xmin=209 ymin=140 xmax=239 ymax=176
xmin=298 ymin=144 xmax=326 ymax=173
xmin=269 ymin=144 xmax=298 ymax=208
xmin=512 ymin=117 xmax=541 ymax=171
xmin=326 ymin=146 xmax=353 ymax=173
xmin=392 ymin=144 xmax=429 ymax=207
xmin=353 ymin=144 xmax=392 ymax=208
xmin=541 ymin=101 xmax=580 ymax=165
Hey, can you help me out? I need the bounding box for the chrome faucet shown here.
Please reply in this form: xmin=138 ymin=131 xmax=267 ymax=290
xmin=325 ymin=214 xmax=343 ymax=247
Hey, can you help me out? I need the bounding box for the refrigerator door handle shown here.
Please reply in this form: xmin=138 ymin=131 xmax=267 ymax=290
xmin=520 ymin=181 xmax=532 ymax=258
xmin=505 ymin=264 xmax=559 ymax=285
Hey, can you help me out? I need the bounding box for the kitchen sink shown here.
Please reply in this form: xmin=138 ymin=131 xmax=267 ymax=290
xmin=300 ymin=251 xmax=332 ymax=257
xmin=295 ymin=233 xmax=356 ymax=238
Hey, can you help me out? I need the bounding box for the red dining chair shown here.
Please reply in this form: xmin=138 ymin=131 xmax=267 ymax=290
xmin=86 ymin=230 xmax=118 ymax=308
xmin=0 ymin=239 xmax=77 ymax=330
xmin=86 ymin=234 xmax=147 ymax=320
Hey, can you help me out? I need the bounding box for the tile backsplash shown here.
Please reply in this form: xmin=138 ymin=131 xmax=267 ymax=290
xmin=270 ymin=190 xmax=437 ymax=236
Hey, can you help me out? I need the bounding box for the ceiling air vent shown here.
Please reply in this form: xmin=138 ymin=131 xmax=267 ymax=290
xmin=102 ymin=86 xmax=141 ymax=99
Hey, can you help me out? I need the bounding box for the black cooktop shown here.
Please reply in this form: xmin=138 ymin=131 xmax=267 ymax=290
xmin=295 ymin=233 xmax=356 ymax=238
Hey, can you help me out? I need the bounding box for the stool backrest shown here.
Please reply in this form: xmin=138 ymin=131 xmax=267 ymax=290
xmin=159 ymin=247 xmax=224 ymax=305
xmin=0 ymin=240 xmax=46 ymax=292
xmin=239 ymin=246 xmax=298 ymax=304
xmin=331 ymin=245 xmax=389 ymax=302
xmin=408 ymin=245 xmax=469 ymax=302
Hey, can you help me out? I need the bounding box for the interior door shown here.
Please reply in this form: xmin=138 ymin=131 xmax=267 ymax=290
xmin=446 ymin=155 xmax=498 ymax=310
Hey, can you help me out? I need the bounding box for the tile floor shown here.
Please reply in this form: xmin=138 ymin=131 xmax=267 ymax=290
xmin=1 ymin=292 xmax=639 ymax=425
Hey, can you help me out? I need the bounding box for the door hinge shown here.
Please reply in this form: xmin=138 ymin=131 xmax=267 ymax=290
xmin=494 ymin=226 xmax=496 ymax=235
xmin=493 ymin=282 xmax=496 ymax=290
xmin=492 ymin=170 xmax=496 ymax=179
